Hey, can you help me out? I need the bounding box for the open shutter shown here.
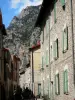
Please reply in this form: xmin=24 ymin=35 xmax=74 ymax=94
xmin=42 ymin=57 xmax=43 ymax=68
xmin=63 ymin=71 xmax=65 ymax=93
xmin=65 ymin=70 xmax=68 ymax=93
xmin=60 ymin=0 xmax=65 ymax=6
xmin=62 ymin=31 xmax=64 ymax=52
xmin=56 ymin=39 xmax=58 ymax=58
xmin=53 ymin=42 xmax=56 ymax=58
xmin=58 ymin=74 xmax=60 ymax=94
xmin=55 ymin=75 xmax=57 ymax=94
xmin=65 ymin=27 xmax=68 ymax=50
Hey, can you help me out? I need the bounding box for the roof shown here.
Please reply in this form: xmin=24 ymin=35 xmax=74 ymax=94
xmin=29 ymin=40 xmax=40 ymax=51
xmin=35 ymin=0 xmax=55 ymax=27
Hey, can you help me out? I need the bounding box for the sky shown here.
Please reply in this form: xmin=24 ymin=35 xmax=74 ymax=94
xmin=0 ymin=0 xmax=43 ymax=28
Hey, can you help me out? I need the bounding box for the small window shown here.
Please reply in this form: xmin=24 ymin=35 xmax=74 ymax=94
xmin=55 ymin=73 xmax=60 ymax=95
xmin=53 ymin=39 xmax=58 ymax=60
xmin=62 ymin=26 xmax=68 ymax=53
xmin=63 ymin=70 xmax=68 ymax=94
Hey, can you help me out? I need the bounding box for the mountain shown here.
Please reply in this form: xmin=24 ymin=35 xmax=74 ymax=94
xmin=4 ymin=5 xmax=41 ymax=55
xmin=3 ymin=5 xmax=41 ymax=68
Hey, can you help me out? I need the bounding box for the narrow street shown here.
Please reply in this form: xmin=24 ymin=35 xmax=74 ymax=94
xmin=0 ymin=0 xmax=75 ymax=100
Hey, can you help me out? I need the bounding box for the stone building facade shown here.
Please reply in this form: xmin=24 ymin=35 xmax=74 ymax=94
xmin=36 ymin=0 xmax=75 ymax=100
xmin=29 ymin=43 xmax=41 ymax=96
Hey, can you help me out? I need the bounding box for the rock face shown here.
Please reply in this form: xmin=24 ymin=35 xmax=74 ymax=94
xmin=3 ymin=5 xmax=41 ymax=68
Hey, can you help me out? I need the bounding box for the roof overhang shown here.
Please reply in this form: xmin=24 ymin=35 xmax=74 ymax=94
xmin=0 ymin=24 xmax=7 ymax=35
xmin=35 ymin=0 xmax=55 ymax=28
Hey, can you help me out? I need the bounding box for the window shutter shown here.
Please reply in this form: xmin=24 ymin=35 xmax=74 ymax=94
xmin=56 ymin=39 xmax=58 ymax=58
xmin=65 ymin=70 xmax=68 ymax=93
xmin=65 ymin=27 xmax=68 ymax=50
xmin=58 ymin=74 xmax=60 ymax=94
xmin=63 ymin=71 xmax=65 ymax=93
xmin=54 ymin=0 xmax=56 ymax=23
xmin=55 ymin=75 xmax=57 ymax=94
xmin=62 ymin=31 xmax=64 ymax=52
xmin=42 ymin=57 xmax=43 ymax=68
xmin=60 ymin=0 xmax=65 ymax=6
xmin=53 ymin=42 xmax=56 ymax=58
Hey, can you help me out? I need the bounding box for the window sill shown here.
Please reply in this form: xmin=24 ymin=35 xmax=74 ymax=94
xmin=40 ymin=68 xmax=44 ymax=71
xmin=62 ymin=49 xmax=68 ymax=53
xmin=64 ymin=92 xmax=69 ymax=95
xmin=46 ymin=65 xmax=48 ymax=67
xmin=55 ymin=92 xmax=60 ymax=95
xmin=54 ymin=57 xmax=58 ymax=60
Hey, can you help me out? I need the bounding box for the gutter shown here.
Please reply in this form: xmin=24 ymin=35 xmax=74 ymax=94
xmin=70 ymin=0 xmax=75 ymax=96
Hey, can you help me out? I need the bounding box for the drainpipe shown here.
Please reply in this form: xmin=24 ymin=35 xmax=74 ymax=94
xmin=70 ymin=0 xmax=75 ymax=97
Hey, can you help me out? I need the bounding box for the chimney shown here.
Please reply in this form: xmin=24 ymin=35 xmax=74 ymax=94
xmin=0 ymin=8 xmax=3 ymax=27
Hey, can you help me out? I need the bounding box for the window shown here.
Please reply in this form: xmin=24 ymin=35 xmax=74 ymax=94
xmin=55 ymin=73 xmax=60 ymax=95
xmin=62 ymin=26 xmax=68 ymax=53
xmin=63 ymin=70 xmax=68 ymax=94
xmin=42 ymin=56 xmax=44 ymax=70
xmin=53 ymin=39 xmax=58 ymax=59
xmin=54 ymin=0 xmax=56 ymax=23
xmin=60 ymin=0 xmax=65 ymax=6
xmin=38 ymin=84 xmax=41 ymax=96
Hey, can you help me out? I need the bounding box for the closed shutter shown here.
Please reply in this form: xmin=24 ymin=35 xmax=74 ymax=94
xmin=60 ymin=0 xmax=65 ymax=6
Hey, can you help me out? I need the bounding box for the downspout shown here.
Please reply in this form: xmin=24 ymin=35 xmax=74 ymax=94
xmin=70 ymin=0 xmax=75 ymax=96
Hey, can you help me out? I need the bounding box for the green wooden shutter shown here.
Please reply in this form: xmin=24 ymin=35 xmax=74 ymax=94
xmin=63 ymin=71 xmax=65 ymax=93
xmin=42 ymin=57 xmax=43 ymax=68
xmin=56 ymin=39 xmax=58 ymax=58
xmin=65 ymin=70 xmax=68 ymax=93
xmin=58 ymin=74 xmax=60 ymax=94
xmin=54 ymin=0 xmax=56 ymax=23
xmin=65 ymin=27 xmax=68 ymax=50
xmin=53 ymin=42 xmax=56 ymax=58
xmin=60 ymin=0 xmax=65 ymax=6
xmin=55 ymin=75 xmax=57 ymax=94
xmin=62 ymin=31 xmax=64 ymax=52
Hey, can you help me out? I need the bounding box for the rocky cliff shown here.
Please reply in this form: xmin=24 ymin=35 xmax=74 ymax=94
xmin=3 ymin=5 xmax=41 ymax=68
